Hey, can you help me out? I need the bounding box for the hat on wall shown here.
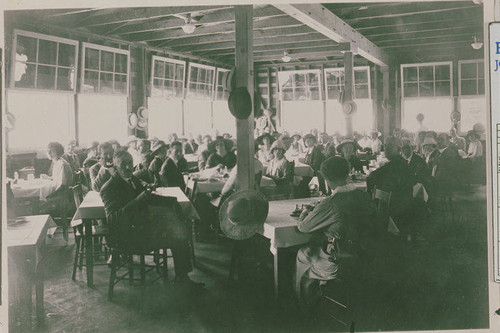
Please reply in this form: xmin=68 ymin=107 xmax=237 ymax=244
xmin=228 ymin=87 xmax=252 ymax=120
xmin=219 ymin=190 xmax=269 ymax=240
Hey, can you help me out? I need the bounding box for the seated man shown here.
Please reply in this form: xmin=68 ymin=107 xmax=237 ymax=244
xmin=89 ymin=141 xmax=115 ymax=192
xmin=134 ymin=139 xmax=154 ymax=183
xmin=296 ymin=157 xmax=377 ymax=304
xmin=100 ymin=150 xmax=202 ymax=287
xmin=160 ymin=141 xmax=188 ymax=189
xmin=206 ymin=138 xmax=237 ymax=169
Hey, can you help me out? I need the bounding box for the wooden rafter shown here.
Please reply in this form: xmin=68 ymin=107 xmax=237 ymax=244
xmin=273 ymin=3 xmax=391 ymax=67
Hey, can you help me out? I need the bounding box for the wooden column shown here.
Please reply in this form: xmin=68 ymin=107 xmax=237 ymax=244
xmin=234 ymin=5 xmax=254 ymax=191
xmin=371 ymin=67 xmax=378 ymax=132
xmin=343 ymin=50 xmax=354 ymax=137
xmin=382 ymin=67 xmax=390 ymax=138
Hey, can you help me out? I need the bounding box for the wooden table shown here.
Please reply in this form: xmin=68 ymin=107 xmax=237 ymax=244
xmin=190 ymin=175 xmax=277 ymax=194
xmin=10 ymin=178 xmax=57 ymax=201
xmin=7 ymin=215 xmax=57 ymax=332
xmin=72 ymin=187 xmax=199 ymax=287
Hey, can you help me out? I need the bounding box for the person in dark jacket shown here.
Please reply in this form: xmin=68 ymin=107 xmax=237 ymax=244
xmin=134 ymin=139 xmax=154 ymax=183
xmin=303 ymin=134 xmax=326 ymax=194
xmin=435 ymin=133 xmax=462 ymax=192
xmin=206 ymin=138 xmax=237 ymax=169
xmin=401 ymin=142 xmax=428 ymax=184
xmin=148 ymin=140 xmax=168 ymax=186
xmin=89 ymin=141 xmax=114 ymax=192
xmin=160 ymin=141 xmax=188 ymax=189
xmin=100 ymin=150 xmax=202 ymax=288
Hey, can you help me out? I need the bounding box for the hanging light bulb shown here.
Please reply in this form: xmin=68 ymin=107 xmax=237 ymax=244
xmin=182 ymin=14 xmax=196 ymax=34
xmin=471 ymin=36 xmax=483 ymax=50
xmin=281 ymin=51 xmax=291 ymax=63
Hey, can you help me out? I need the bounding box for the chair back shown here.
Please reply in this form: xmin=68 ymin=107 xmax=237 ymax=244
xmin=70 ymin=184 xmax=84 ymax=208
xmin=372 ymin=186 xmax=391 ymax=213
xmin=254 ymin=171 xmax=263 ymax=192
xmin=185 ymin=178 xmax=198 ymax=201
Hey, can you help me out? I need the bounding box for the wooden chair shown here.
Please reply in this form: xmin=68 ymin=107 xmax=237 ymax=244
xmin=372 ymin=186 xmax=391 ymax=213
xmin=70 ymin=184 xmax=109 ymax=281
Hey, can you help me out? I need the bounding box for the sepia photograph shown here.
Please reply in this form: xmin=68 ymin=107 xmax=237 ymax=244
xmin=1 ymin=0 xmax=499 ymax=332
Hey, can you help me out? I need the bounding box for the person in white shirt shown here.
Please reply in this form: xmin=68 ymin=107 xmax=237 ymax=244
xmin=370 ymin=131 xmax=383 ymax=154
xmin=466 ymin=130 xmax=483 ymax=160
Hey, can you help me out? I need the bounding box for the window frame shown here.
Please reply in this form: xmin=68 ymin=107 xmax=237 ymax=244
xmin=323 ymin=66 xmax=372 ymax=100
xmin=458 ymin=59 xmax=485 ymax=96
xmin=10 ymin=29 xmax=79 ymax=93
xmin=186 ymin=62 xmax=216 ymax=100
xmin=400 ymin=61 xmax=453 ymax=98
xmin=80 ymin=42 xmax=130 ymax=95
xmin=277 ymin=69 xmax=323 ymax=101
xmin=215 ymin=67 xmax=230 ymax=101
xmin=150 ymin=55 xmax=186 ymax=99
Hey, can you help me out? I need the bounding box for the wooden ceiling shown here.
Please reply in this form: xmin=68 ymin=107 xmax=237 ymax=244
xmin=8 ymin=2 xmax=484 ymax=67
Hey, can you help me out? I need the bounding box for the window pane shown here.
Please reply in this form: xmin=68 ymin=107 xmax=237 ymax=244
xmin=190 ymin=66 xmax=198 ymax=81
xmin=354 ymin=70 xmax=368 ymax=84
xmin=115 ymin=53 xmax=127 ymax=74
xmin=114 ymin=74 xmax=127 ymax=94
xmin=154 ymin=60 xmax=165 ymax=78
xmin=310 ymin=86 xmax=320 ymax=100
xmin=403 ymin=67 xmax=417 ymax=82
xmin=435 ymin=81 xmax=451 ymax=96
xmin=326 ymin=71 xmax=342 ymax=85
xmin=308 ymin=73 xmax=319 ymax=86
xmin=419 ymin=81 xmax=434 ymax=96
xmin=175 ymin=81 xmax=184 ymax=98
xmin=83 ymin=70 xmax=99 ymax=92
xmin=100 ymin=51 xmax=114 ymax=72
xmin=327 ymin=86 xmax=341 ymax=100
xmin=85 ymin=48 xmax=99 ymax=70
xmin=477 ymin=63 xmax=484 ymax=78
xmin=419 ymin=66 xmax=433 ymax=81
xmin=17 ymin=35 xmax=38 ymax=63
xmin=282 ymin=90 xmax=293 ymax=101
xmin=435 ymin=65 xmax=450 ymax=81
xmin=57 ymin=67 xmax=75 ymax=91
xmin=404 ymin=83 xmax=418 ymax=97
xmin=165 ymin=63 xmax=175 ymax=79
xmin=152 ymin=78 xmax=163 ymax=96
xmin=100 ymin=72 xmax=113 ymax=93
xmin=15 ymin=63 xmax=36 ymax=88
xmin=461 ymin=80 xmax=477 ymax=95
xmin=461 ymin=63 xmax=477 ymax=80
xmin=295 ymin=74 xmax=305 ymax=87
xmin=295 ymin=88 xmax=308 ymax=100
xmin=199 ymin=68 xmax=207 ymax=82
xmin=176 ymin=64 xmax=184 ymax=81
xmin=355 ymin=84 xmax=369 ymax=98
xmin=478 ymin=79 xmax=485 ymax=94
xmin=37 ymin=65 xmax=56 ymax=89
xmin=38 ymin=39 xmax=58 ymax=65
xmin=58 ymin=43 xmax=76 ymax=67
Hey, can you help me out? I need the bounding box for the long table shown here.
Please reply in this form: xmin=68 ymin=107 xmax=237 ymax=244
xmin=7 ymin=215 xmax=57 ymax=331
xmin=72 ymin=187 xmax=199 ymax=287
xmin=10 ymin=178 xmax=57 ymax=201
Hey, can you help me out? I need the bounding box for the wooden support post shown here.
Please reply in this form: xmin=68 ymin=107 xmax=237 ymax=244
xmin=275 ymin=66 xmax=281 ymax=128
xmin=382 ymin=67 xmax=390 ymax=139
xmin=394 ymin=69 xmax=401 ymax=130
xmin=372 ymin=67 xmax=378 ymax=132
xmin=234 ymin=5 xmax=254 ymax=191
xmin=343 ymin=50 xmax=354 ymax=138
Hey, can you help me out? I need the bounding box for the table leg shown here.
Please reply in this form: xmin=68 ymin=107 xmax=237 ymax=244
xmin=273 ymin=248 xmax=281 ymax=300
xmin=35 ymin=274 xmax=45 ymax=325
xmin=19 ymin=260 xmax=33 ymax=332
xmin=84 ymin=218 xmax=94 ymax=287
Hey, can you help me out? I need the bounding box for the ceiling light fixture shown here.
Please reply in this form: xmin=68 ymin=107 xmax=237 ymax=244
xmin=471 ymin=36 xmax=483 ymax=50
xmin=181 ymin=14 xmax=196 ymax=34
xmin=281 ymin=51 xmax=291 ymax=63
xmin=472 ymin=0 xmax=483 ymax=4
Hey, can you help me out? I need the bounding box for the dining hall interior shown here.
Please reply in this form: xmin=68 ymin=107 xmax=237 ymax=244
xmin=2 ymin=1 xmax=498 ymax=332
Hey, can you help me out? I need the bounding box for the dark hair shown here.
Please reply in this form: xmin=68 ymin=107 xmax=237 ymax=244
xmin=138 ymin=139 xmax=151 ymax=150
xmin=113 ymin=149 xmax=132 ymax=163
xmin=170 ymin=141 xmax=182 ymax=150
xmin=320 ymin=156 xmax=349 ymax=181
xmin=384 ymin=136 xmax=401 ymax=161
xmin=98 ymin=141 xmax=113 ymax=153
xmin=47 ymin=142 xmax=64 ymax=157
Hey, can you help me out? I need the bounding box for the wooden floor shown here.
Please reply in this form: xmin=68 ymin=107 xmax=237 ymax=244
xmin=15 ymin=185 xmax=489 ymax=332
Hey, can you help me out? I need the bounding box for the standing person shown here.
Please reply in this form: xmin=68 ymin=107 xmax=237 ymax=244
xmin=89 ymin=141 xmax=115 ymax=192
xmin=421 ymin=137 xmax=440 ymax=177
xmin=100 ymin=150 xmax=203 ymax=288
xmin=255 ymin=108 xmax=276 ymax=136
xmin=295 ymin=157 xmax=377 ymax=305
xmin=303 ymin=134 xmax=326 ymax=194
xmin=160 ymin=141 xmax=188 ymax=189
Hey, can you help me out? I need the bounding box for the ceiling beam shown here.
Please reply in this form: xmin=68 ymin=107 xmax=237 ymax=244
xmin=124 ymin=15 xmax=303 ymax=42
xmin=273 ymin=3 xmax=390 ymax=68
xmin=71 ymin=6 xmax=232 ymax=28
xmin=366 ymin=25 xmax=482 ymax=40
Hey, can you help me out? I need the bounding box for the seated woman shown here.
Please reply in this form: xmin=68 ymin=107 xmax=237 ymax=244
xmin=303 ymin=134 xmax=326 ymax=194
xmin=286 ymin=133 xmax=304 ymax=157
xmin=160 ymin=141 xmax=188 ymax=189
xmin=256 ymin=133 xmax=274 ymax=165
xmin=206 ymin=138 xmax=237 ymax=170
xmin=295 ymin=157 xmax=377 ymax=305
xmin=197 ymin=135 xmax=212 ymax=154
xmin=41 ymin=142 xmax=75 ymax=242
xmin=265 ymin=140 xmax=293 ymax=198
xmin=337 ymin=139 xmax=363 ymax=173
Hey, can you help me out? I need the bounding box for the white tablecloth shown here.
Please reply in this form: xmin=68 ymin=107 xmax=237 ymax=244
xmin=11 ymin=179 xmax=57 ymax=201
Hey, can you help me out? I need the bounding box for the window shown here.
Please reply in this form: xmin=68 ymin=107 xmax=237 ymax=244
xmin=324 ymin=66 xmax=371 ymax=99
xmin=12 ymin=30 xmax=78 ymax=92
xmin=151 ymin=56 xmax=185 ymax=98
xmin=278 ymin=69 xmax=321 ymax=101
xmin=459 ymin=60 xmax=485 ymax=96
xmin=401 ymin=62 xmax=452 ymax=98
xmin=186 ymin=63 xmax=215 ymax=99
xmin=215 ymin=68 xmax=230 ymax=100
xmin=81 ymin=42 xmax=129 ymax=94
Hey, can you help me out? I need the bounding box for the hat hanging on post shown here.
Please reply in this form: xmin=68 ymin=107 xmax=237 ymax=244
xmin=219 ymin=190 xmax=269 ymax=240
xmin=342 ymin=100 xmax=357 ymax=115
xmin=228 ymin=86 xmax=252 ymax=120
xmin=127 ymin=113 xmax=138 ymax=129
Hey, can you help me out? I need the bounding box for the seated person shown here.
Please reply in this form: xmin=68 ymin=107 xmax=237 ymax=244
xmin=256 ymin=133 xmax=274 ymax=165
xmin=100 ymin=150 xmax=202 ymax=288
xmin=134 ymin=139 xmax=154 ymax=183
xmin=286 ymin=133 xmax=304 ymax=157
xmin=303 ymin=134 xmax=326 ymax=194
xmin=198 ymin=150 xmax=212 ymax=171
xmin=370 ymin=131 xmax=383 ymax=155
xmin=82 ymin=141 xmax=99 ymax=168
xmin=336 ymin=139 xmax=363 ymax=173
xmin=63 ymin=140 xmax=81 ymax=172
xmin=367 ymin=137 xmax=417 ymax=230
xmin=221 ymin=158 xmax=264 ymax=200
xmin=265 ymin=140 xmax=293 ymax=197
xmin=160 ymin=141 xmax=188 ymax=189
xmin=197 ymin=135 xmax=212 ymax=154
xmin=206 ymin=138 xmax=237 ymax=169
xmin=296 ymin=157 xmax=377 ymax=305
xmin=109 ymin=139 xmax=122 ymax=153
xmin=466 ymin=130 xmax=483 ymax=161
xmin=421 ymin=137 xmax=440 ymax=177
xmin=89 ymin=141 xmax=115 ymax=192
xmin=401 ymin=142 xmax=428 ymax=184
xmin=435 ymin=133 xmax=462 ymax=192
xmin=148 ymin=141 xmax=168 ymax=186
